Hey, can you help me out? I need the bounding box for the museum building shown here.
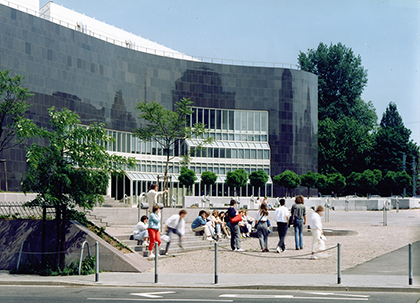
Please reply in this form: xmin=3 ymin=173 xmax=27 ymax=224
xmin=0 ymin=0 xmax=318 ymax=202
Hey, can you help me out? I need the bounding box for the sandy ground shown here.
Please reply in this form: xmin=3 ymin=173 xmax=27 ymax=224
xmin=146 ymin=221 xmax=420 ymax=275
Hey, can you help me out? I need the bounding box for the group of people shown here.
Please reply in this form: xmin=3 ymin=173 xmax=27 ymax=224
xmin=133 ymin=183 xmax=325 ymax=259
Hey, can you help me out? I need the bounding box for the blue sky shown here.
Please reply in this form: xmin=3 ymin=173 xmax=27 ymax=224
xmin=41 ymin=0 xmax=420 ymax=145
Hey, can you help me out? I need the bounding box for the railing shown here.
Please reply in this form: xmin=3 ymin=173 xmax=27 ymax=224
xmin=0 ymin=202 xmax=50 ymax=219
xmin=0 ymin=0 xmax=300 ymax=70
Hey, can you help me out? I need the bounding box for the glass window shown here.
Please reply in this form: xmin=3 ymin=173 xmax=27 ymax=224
xmin=229 ymin=110 xmax=234 ymax=131
xmin=220 ymin=148 xmax=225 ymax=158
xmin=241 ymin=134 xmax=247 ymax=141
xmin=174 ymin=166 xmax=179 ymax=173
xmin=238 ymin=149 xmax=244 ymax=159
xmin=255 ymin=112 xmax=260 ymax=132
xmin=216 ymin=110 xmax=221 ymax=129
xmin=251 ymin=149 xmax=256 ymax=159
xmin=202 ymin=148 xmax=207 ymax=157
xmin=229 ymin=134 xmax=234 ymax=141
xmin=257 ymin=150 xmax=263 ymax=159
xmin=261 ymin=112 xmax=268 ymax=132
xmin=214 ymin=148 xmax=219 ymax=158
xmin=226 ymin=149 xmax=231 ymax=158
xmin=214 ymin=167 xmax=219 ymax=174
xmin=117 ymin=132 xmax=121 ymax=152
xmin=198 ymin=108 xmax=203 ymax=124
xmin=196 ymin=167 xmax=201 ymax=174
xmin=220 ymin=167 xmax=225 ymax=175
xmin=208 ymin=147 xmax=213 ymax=157
xmin=204 ymin=108 xmax=209 ymax=127
xmin=235 ymin=134 xmax=241 ymax=141
xmin=146 ymin=141 xmax=151 ymax=154
xmin=126 ymin=134 xmax=131 ymax=153
xmin=210 ymin=109 xmax=215 ymax=129
xmin=146 ymin=165 xmax=151 ymax=172
xmin=248 ymin=113 xmax=254 ymax=132
xmin=264 ymin=150 xmax=270 ymax=159
xmin=131 ymin=136 xmax=136 ymax=153
xmin=231 ymin=149 xmax=237 ymax=158
xmin=152 ymin=164 xmax=157 ymax=172
xmin=216 ymin=133 xmax=222 ymax=140
xmin=222 ymin=133 xmax=228 ymax=140
xmin=234 ymin=111 xmax=241 ymax=131
xmin=261 ymin=135 xmax=268 ymax=142
xmin=255 ymin=135 xmax=260 ymax=142
xmin=158 ymin=165 xmax=162 ymax=173
xmin=245 ymin=149 xmax=250 ymax=159
xmin=248 ymin=135 xmax=254 ymax=141
xmin=241 ymin=111 xmax=247 ymax=131
xmin=222 ymin=110 xmax=228 ymax=130
xmin=245 ymin=168 xmax=250 ymax=174
xmin=192 ymin=108 xmax=197 ymax=125
xmin=151 ymin=140 xmax=157 ymax=155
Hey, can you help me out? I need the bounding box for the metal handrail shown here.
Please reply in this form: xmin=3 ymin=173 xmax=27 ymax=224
xmin=16 ymin=239 xmax=30 ymax=271
xmin=78 ymin=241 xmax=91 ymax=275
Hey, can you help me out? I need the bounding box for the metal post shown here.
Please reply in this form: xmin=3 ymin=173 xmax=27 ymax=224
xmin=409 ymin=243 xmax=413 ymax=285
xmin=396 ymin=197 xmax=399 ymax=213
xmin=383 ymin=201 xmax=388 ymax=226
xmin=154 ymin=242 xmax=158 ymax=283
xmin=214 ymin=242 xmax=218 ymax=284
xmin=95 ymin=242 xmax=99 ymax=282
xmin=337 ymin=243 xmax=341 ymax=284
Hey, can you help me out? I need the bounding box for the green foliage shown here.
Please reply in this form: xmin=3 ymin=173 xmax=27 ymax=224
xmin=0 ymin=69 xmax=39 ymax=154
xmin=249 ymin=170 xmax=269 ymax=189
xmin=66 ymin=209 xmax=88 ymax=226
xmin=225 ymin=169 xmax=248 ymax=195
xmin=300 ymin=171 xmax=318 ymax=198
xmin=327 ymin=173 xmax=346 ymax=196
xmin=318 ymin=117 xmax=374 ymax=175
xmin=22 ymin=107 xmax=136 ymax=210
xmin=371 ymin=102 xmax=419 ymax=176
xmin=273 ymin=170 xmax=301 ymax=197
xmin=133 ymin=97 xmax=213 ymax=189
xmin=200 ymin=171 xmax=217 ymax=186
xmin=178 ymin=167 xmax=197 ymax=195
xmin=12 ymin=256 xmax=96 ymax=276
xmin=298 ymin=42 xmax=368 ymax=122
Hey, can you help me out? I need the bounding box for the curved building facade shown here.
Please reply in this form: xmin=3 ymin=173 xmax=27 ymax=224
xmin=0 ymin=3 xmax=318 ymax=199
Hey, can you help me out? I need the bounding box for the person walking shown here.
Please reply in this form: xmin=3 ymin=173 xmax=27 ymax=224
xmin=273 ymin=198 xmax=289 ymax=253
xmin=310 ymin=205 xmax=324 ymax=260
xmin=147 ymin=204 xmax=162 ymax=258
xmin=291 ymin=195 xmax=306 ymax=250
xmin=147 ymin=184 xmax=168 ymax=214
xmin=255 ymin=202 xmax=269 ymax=252
xmin=227 ymin=199 xmax=243 ymax=251
xmin=163 ymin=209 xmax=187 ymax=255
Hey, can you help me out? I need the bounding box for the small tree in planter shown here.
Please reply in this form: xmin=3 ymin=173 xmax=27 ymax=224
xmin=225 ymin=169 xmax=248 ymax=197
xmin=201 ymin=171 xmax=217 ymax=196
xmin=273 ymin=170 xmax=301 ymax=197
xmin=249 ymin=170 xmax=269 ymax=197
xmin=300 ymin=171 xmax=318 ymax=198
xmin=178 ymin=167 xmax=197 ymax=196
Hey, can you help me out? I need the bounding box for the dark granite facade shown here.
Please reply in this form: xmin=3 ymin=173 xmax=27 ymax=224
xmin=0 ymin=5 xmax=318 ymax=196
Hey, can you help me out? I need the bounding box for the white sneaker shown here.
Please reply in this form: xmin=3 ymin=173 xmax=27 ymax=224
xmin=310 ymin=254 xmax=318 ymax=260
xmin=149 ymin=252 xmax=155 ymax=258
xmin=143 ymin=241 xmax=149 ymax=246
xmin=206 ymin=236 xmax=214 ymax=241
xmin=276 ymin=246 xmax=281 ymax=253
xmin=235 ymin=248 xmax=244 ymax=252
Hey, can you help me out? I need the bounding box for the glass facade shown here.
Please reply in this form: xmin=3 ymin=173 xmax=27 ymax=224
xmin=0 ymin=4 xmax=318 ymax=199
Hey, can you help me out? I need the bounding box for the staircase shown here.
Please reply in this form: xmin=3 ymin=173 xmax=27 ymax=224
xmin=85 ymin=202 xmax=232 ymax=257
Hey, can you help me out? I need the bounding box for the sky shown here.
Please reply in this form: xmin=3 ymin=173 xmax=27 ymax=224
xmin=40 ymin=0 xmax=420 ymax=145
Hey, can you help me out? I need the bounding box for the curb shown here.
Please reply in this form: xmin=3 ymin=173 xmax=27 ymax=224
xmin=0 ymin=280 xmax=418 ymax=293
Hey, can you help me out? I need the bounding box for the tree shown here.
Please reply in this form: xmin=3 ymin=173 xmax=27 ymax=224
xmin=133 ymin=97 xmax=213 ymax=191
xmin=298 ymin=42 xmax=368 ymax=122
xmin=371 ymin=102 xmax=419 ymax=176
xmin=315 ymin=173 xmax=328 ymax=195
xmin=318 ymin=116 xmax=374 ymax=176
xmin=225 ymin=169 xmax=248 ymax=196
xmin=300 ymin=171 xmax=318 ymax=198
xmin=395 ymin=171 xmax=412 ymax=196
xmin=200 ymin=170 xmax=217 ymax=196
xmin=327 ymin=173 xmax=346 ymax=197
xmin=249 ymin=170 xmax=269 ymax=196
xmin=273 ymin=170 xmax=301 ymax=197
xmin=359 ymin=169 xmax=381 ymax=197
xmin=0 ymin=69 xmax=38 ymax=154
xmin=178 ymin=167 xmax=197 ymax=196
xmin=22 ymin=107 xmax=135 ymax=270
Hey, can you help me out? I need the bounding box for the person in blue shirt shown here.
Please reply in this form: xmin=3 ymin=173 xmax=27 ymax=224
xmin=191 ymin=210 xmax=213 ymax=241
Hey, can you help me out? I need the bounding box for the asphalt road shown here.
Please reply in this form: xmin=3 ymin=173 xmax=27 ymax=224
xmin=0 ymin=286 xmax=418 ymax=303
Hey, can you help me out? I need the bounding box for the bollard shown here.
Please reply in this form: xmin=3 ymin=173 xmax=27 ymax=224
xmin=214 ymin=242 xmax=218 ymax=284
xmin=409 ymin=243 xmax=413 ymax=285
xmin=95 ymin=242 xmax=99 ymax=282
xmin=383 ymin=201 xmax=388 ymax=226
xmin=154 ymin=242 xmax=158 ymax=283
xmin=396 ymin=198 xmax=399 ymax=213
xmin=337 ymin=243 xmax=341 ymax=284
